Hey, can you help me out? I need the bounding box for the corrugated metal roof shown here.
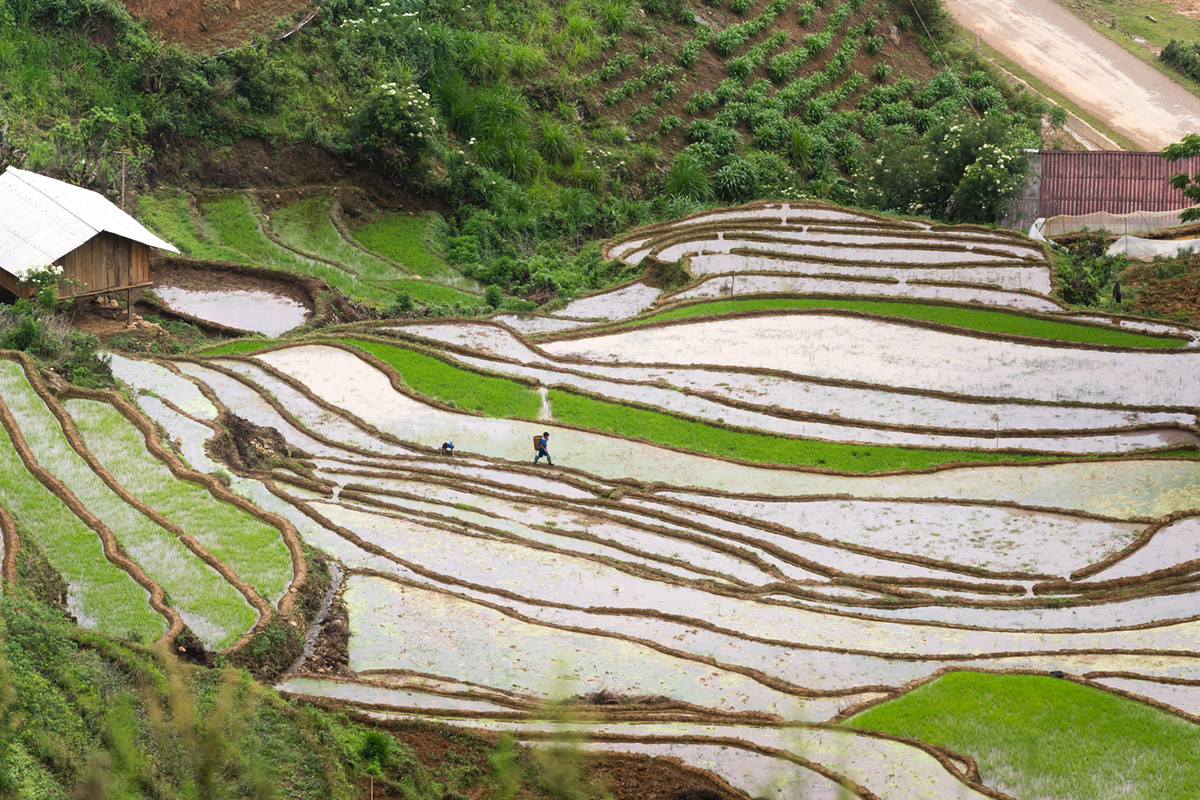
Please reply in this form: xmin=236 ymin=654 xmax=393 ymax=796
xmin=0 ymin=167 xmax=178 ymax=277
xmin=1038 ymin=150 xmax=1200 ymax=217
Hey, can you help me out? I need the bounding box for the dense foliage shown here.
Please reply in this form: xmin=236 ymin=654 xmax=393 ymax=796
xmin=1054 ymin=232 xmax=1126 ymax=307
xmin=0 ymin=0 xmax=1048 ymax=299
xmin=1160 ymin=39 xmax=1200 ymax=84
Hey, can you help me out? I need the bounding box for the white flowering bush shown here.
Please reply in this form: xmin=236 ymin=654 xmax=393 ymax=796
xmin=15 ymin=263 xmax=63 ymax=287
xmin=349 ymin=81 xmax=439 ymax=170
xmin=950 ymin=141 xmax=1027 ymax=223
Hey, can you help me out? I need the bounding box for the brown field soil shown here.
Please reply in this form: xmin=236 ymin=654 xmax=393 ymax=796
xmin=1124 ymin=255 xmax=1200 ymax=322
xmin=119 ymin=0 xmax=315 ymax=51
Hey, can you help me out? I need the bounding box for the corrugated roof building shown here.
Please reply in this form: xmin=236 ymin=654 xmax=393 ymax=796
xmin=0 ymin=167 xmax=178 ymax=301
xmin=1006 ymin=150 xmax=1200 ymax=231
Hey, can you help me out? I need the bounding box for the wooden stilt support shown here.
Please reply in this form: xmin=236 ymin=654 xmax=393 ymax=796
xmin=127 ymin=287 xmax=133 ymax=328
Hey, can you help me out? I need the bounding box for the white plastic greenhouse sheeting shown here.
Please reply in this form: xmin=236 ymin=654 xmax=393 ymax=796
xmin=1107 ymin=234 xmax=1200 ymax=261
xmin=1035 ymin=209 xmax=1196 ymax=238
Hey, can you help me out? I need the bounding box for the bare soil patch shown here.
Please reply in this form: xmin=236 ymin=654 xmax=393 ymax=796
xmin=118 ymin=0 xmax=315 ymax=52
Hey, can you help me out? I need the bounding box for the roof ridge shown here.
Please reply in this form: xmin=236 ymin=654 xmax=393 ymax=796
xmin=7 ymin=167 xmax=100 ymax=240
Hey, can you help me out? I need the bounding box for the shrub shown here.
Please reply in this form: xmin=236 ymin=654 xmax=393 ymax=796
xmin=601 ymin=0 xmax=633 ymax=32
xmin=1161 ymin=39 xmax=1200 ymax=82
xmin=0 ymin=301 xmax=112 ymax=387
xmin=873 ymin=62 xmax=892 ymax=82
xmin=484 ymin=284 xmax=504 ymax=307
xmin=664 ymin=152 xmax=712 ymax=200
xmin=975 ymin=85 xmax=1005 ymax=111
xmin=1056 ymin=233 xmax=1126 ymax=306
xmin=350 ymin=81 xmax=439 ymax=170
xmin=714 ymin=157 xmax=760 ymax=200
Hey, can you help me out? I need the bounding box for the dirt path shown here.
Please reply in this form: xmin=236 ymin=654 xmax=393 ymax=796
xmin=946 ymin=0 xmax=1200 ymax=149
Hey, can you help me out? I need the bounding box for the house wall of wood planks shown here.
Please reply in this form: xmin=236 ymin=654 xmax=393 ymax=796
xmin=56 ymin=231 xmax=151 ymax=299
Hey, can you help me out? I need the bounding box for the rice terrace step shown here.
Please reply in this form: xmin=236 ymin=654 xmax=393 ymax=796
xmin=1 ymin=196 xmax=1189 ymax=799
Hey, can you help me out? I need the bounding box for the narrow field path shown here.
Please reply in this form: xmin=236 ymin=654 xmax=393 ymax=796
xmin=946 ymin=0 xmax=1200 ymax=148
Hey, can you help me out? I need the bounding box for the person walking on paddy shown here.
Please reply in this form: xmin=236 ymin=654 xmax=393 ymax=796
xmin=534 ymin=431 xmax=552 ymax=465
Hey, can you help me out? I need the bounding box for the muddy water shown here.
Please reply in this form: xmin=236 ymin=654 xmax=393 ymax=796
xmin=155 ymin=285 xmax=310 ymax=336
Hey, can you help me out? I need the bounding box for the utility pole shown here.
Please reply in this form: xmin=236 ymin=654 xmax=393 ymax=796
xmin=116 ymin=150 xmax=132 ymax=326
xmin=116 ymin=150 xmax=130 ymax=210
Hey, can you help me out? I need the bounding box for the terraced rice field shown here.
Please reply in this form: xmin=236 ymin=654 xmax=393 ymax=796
xmin=138 ymin=189 xmax=482 ymax=313
xmin=15 ymin=201 xmax=1200 ymax=798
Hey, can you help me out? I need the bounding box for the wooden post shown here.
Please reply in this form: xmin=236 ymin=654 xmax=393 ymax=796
xmin=127 ymin=287 xmax=133 ymax=328
xmin=117 ymin=150 xmax=129 ymax=210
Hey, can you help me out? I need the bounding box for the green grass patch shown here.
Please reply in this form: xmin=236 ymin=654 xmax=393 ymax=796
xmin=631 ymin=298 xmax=1188 ymax=348
xmin=846 ymin=671 xmax=1200 ymax=800
xmin=137 ymin=189 xmax=250 ymax=263
xmin=338 ymin=338 xmax=543 ymax=419
xmin=377 ymin=278 xmax=484 ymax=306
xmin=271 ymin=196 xmax=404 ymax=282
xmin=197 ymin=338 xmax=275 ymax=356
xmin=547 ymin=389 xmax=1057 ymax=472
xmin=352 ymin=212 xmax=458 ymax=280
xmin=197 ymin=194 xmax=396 ymax=307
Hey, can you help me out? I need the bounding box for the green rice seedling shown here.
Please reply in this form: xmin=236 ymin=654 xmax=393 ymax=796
xmin=0 ymin=363 xmax=256 ymax=649
xmin=847 ymin=672 xmax=1200 ymax=800
xmin=197 ymin=194 xmax=396 ymax=307
xmin=351 ymin=212 xmax=468 ymax=284
xmin=137 ymin=190 xmax=249 ymax=264
xmin=66 ymin=397 xmax=295 ymax=607
xmin=338 ymin=338 xmax=543 ymax=418
xmin=629 ymin=298 xmax=1189 ymax=348
xmin=0 ymin=409 xmax=164 ymax=642
xmin=198 ymin=339 xmax=273 ymax=356
xmin=547 ymin=388 xmax=1055 ymax=472
xmin=270 ymin=196 xmax=405 ymax=283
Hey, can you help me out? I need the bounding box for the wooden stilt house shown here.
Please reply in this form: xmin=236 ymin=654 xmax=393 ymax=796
xmin=0 ymin=167 xmax=178 ymax=309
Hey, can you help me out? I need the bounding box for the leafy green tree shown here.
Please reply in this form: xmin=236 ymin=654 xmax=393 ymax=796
xmin=1164 ymin=133 xmax=1200 ymax=222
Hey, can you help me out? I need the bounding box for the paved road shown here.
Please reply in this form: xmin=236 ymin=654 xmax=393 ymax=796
xmin=946 ymin=0 xmax=1200 ymax=149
